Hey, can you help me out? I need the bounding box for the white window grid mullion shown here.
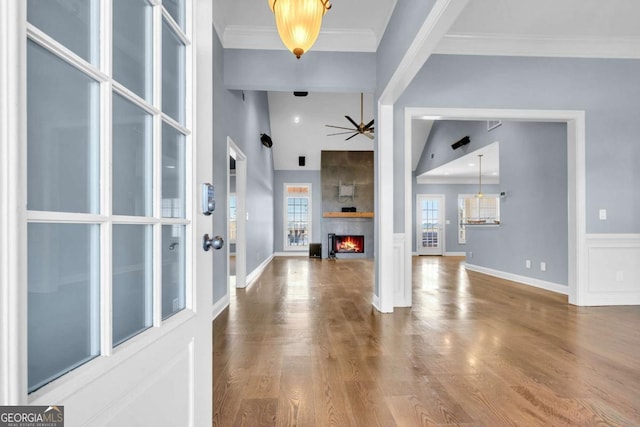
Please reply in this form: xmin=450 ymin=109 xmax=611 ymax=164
xmin=161 ymin=112 xmax=191 ymax=136
xmin=26 ymin=24 xmax=108 ymax=84
xmin=159 ymin=218 xmax=190 ymax=226
xmin=100 ymin=0 xmax=114 ymax=357
xmin=112 ymin=216 xmax=161 ymax=225
xmin=26 ymin=211 xmax=107 ymax=223
xmin=112 ymin=81 xmax=161 ymax=116
xmin=183 ymin=0 xmax=194 ymax=312
xmin=160 ymin=8 xmax=190 ymax=46
xmin=152 ymin=2 xmax=163 ymax=327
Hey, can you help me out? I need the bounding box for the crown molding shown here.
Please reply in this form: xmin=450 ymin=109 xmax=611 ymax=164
xmin=222 ymin=25 xmax=378 ymax=52
xmin=435 ymin=32 xmax=640 ymax=59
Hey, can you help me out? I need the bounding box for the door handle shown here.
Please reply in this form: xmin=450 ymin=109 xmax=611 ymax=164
xmin=203 ymin=234 xmax=224 ymax=251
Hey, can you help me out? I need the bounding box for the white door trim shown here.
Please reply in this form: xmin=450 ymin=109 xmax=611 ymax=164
xmin=416 ymin=194 xmax=445 ymax=256
xmin=0 ymin=0 xmax=28 ymax=403
xmin=404 ymin=107 xmax=586 ymax=306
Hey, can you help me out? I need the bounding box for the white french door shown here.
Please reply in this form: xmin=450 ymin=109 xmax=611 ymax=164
xmin=416 ymin=194 xmax=445 ymax=255
xmin=1 ymin=0 xmax=213 ymax=425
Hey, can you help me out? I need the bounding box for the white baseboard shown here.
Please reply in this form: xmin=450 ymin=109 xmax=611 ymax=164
xmin=274 ymin=251 xmax=309 ymax=257
xmin=372 ymin=294 xmax=381 ymax=312
xmin=211 ymin=292 xmax=230 ymax=321
xmin=412 ymin=252 xmax=465 ymax=257
xmin=465 ymin=263 xmax=568 ymax=295
xmin=245 ymin=254 xmax=274 ymax=289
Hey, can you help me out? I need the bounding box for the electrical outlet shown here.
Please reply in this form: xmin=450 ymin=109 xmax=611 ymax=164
xmin=599 ymin=209 xmax=607 ymax=220
xmin=616 ymin=271 xmax=624 ymax=282
xmin=540 ymin=262 xmax=547 ymax=272
xmin=525 ymin=259 xmax=531 ymax=269
xmin=468 ymin=251 xmax=473 ymax=259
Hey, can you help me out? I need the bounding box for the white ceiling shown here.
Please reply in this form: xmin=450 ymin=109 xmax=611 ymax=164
xmin=268 ymin=92 xmax=375 ymax=171
xmin=213 ymin=0 xmax=640 ymax=171
xmin=417 ymin=141 xmax=500 ymax=185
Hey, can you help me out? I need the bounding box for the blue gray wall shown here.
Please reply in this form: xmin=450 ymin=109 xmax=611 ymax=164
xmin=213 ymin=31 xmax=275 ymax=303
xmin=376 ymin=0 xmax=436 ymax=93
xmin=413 ymin=120 xmax=568 ymax=285
xmin=223 ymin=49 xmax=376 ymax=92
xmin=396 ymin=54 xmax=640 ymax=235
xmin=273 ymin=170 xmax=322 ymax=253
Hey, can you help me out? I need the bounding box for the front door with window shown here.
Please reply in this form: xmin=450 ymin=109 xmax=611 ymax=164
xmin=416 ymin=194 xmax=445 ymax=255
xmin=283 ymin=183 xmax=312 ymax=251
xmin=0 ymin=1 xmax=214 ymax=424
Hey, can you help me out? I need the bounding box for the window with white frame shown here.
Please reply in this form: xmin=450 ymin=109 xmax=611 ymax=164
xmin=458 ymin=194 xmax=500 ymax=244
xmin=26 ymin=0 xmax=190 ymax=392
xmin=284 ymin=184 xmax=311 ymax=250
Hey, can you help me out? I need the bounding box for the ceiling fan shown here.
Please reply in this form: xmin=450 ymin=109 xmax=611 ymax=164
xmin=325 ymin=93 xmax=374 ymax=141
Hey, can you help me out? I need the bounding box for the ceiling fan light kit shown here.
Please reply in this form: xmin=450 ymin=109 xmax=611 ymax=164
xmin=269 ymin=0 xmax=331 ymax=59
xmin=326 ymin=93 xmax=375 ymax=141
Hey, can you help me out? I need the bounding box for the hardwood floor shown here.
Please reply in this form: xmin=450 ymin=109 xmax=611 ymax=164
xmin=213 ymin=256 xmax=640 ymax=426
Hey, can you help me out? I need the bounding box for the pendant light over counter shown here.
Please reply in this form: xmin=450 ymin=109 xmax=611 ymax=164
xmin=268 ymin=0 xmax=332 ymax=59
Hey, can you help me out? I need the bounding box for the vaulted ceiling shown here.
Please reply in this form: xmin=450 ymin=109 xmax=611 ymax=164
xmin=213 ymin=0 xmax=640 ymax=171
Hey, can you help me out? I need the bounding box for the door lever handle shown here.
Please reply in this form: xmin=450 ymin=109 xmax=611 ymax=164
xmin=203 ymin=234 xmax=224 ymax=251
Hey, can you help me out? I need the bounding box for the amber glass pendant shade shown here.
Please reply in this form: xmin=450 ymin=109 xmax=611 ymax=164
xmin=269 ymin=0 xmax=331 ymax=59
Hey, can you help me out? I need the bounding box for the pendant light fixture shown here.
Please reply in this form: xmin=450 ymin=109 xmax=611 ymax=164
xmin=268 ymin=0 xmax=332 ymax=59
xmin=476 ymin=154 xmax=484 ymax=198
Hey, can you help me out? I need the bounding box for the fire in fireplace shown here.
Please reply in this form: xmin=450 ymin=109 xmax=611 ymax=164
xmin=333 ymin=235 xmax=364 ymax=253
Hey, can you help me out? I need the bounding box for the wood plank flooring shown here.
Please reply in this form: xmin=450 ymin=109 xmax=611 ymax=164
xmin=213 ymin=256 xmax=640 ymax=426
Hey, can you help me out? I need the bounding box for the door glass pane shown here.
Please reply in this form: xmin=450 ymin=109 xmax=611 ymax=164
xmin=421 ymin=199 xmax=439 ymax=248
xmin=162 ymin=123 xmax=186 ymax=218
xmin=162 ymin=19 xmax=185 ymax=124
xmin=27 ymin=0 xmax=99 ymax=65
xmin=113 ymin=225 xmax=153 ymax=346
xmin=286 ymin=197 xmax=309 ymax=247
xmin=113 ymin=93 xmax=153 ymax=216
xmin=27 ymin=41 xmax=99 ymax=214
xmin=163 ymin=0 xmax=186 ymax=30
xmin=162 ymin=225 xmax=185 ymax=319
xmin=28 ymin=223 xmax=100 ymax=392
xmin=113 ymin=0 xmax=153 ymax=101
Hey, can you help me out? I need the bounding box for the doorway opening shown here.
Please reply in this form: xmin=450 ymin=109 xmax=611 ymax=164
xmin=403 ymin=108 xmax=585 ymax=305
xmin=228 ymin=138 xmax=247 ymax=289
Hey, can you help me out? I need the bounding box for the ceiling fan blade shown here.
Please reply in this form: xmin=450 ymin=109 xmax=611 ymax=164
xmin=363 ymin=119 xmax=374 ymax=130
xmin=364 ymin=132 xmax=374 ymax=140
xmin=345 ymin=115 xmax=359 ymax=129
xmin=325 ymin=124 xmax=357 ymax=131
xmin=345 ymin=133 xmax=359 ymax=141
xmin=327 ymin=131 xmax=357 ymax=136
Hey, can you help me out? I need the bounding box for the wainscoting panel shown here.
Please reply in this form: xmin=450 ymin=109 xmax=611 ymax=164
xmin=393 ymin=233 xmax=410 ymax=307
xmin=585 ymin=234 xmax=640 ymax=305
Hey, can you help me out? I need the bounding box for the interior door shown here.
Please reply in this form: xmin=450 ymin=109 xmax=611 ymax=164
xmin=5 ymin=1 xmax=215 ymax=425
xmin=416 ymin=194 xmax=445 ymax=255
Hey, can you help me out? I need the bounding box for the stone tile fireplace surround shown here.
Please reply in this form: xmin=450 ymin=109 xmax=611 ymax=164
xmin=321 ymin=151 xmax=374 ymax=259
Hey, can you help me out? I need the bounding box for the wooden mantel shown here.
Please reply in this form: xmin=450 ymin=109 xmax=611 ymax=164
xmin=323 ymin=212 xmax=374 ymax=218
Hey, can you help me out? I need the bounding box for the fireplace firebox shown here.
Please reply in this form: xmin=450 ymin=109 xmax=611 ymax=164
xmin=328 ymin=234 xmax=364 ymax=258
